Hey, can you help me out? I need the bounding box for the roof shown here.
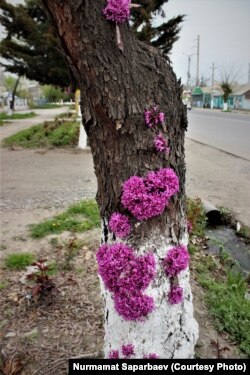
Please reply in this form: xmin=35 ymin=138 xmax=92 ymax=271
xmin=232 ymin=84 xmax=250 ymax=96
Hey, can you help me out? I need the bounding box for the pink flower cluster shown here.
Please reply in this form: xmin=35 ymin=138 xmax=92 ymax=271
xmin=108 ymin=212 xmax=131 ymax=238
xmin=109 ymin=344 xmax=134 ymax=359
xmin=144 ymin=106 xmax=165 ymax=128
xmin=96 ymin=243 xmax=156 ymax=320
xmin=154 ymin=133 xmax=170 ymax=154
xmin=122 ymin=344 xmax=134 ymax=358
xmin=168 ymin=285 xmax=183 ymax=305
xmin=121 ymin=168 xmax=179 ymax=220
xmin=163 ymin=245 xmax=189 ymax=278
xmin=143 ymin=353 xmax=159 ymax=359
xmin=108 ymin=350 xmax=119 ymax=359
xmin=103 ymin=0 xmax=131 ymax=23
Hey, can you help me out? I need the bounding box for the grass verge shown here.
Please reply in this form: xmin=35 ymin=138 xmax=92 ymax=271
xmin=3 ymin=119 xmax=79 ymax=148
xmin=0 ymin=112 xmax=36 ymax=120
xmin=30 ymin=199 xmax=100 ymax=238
xmin=188 ymin=198 xmax=250 ymax=357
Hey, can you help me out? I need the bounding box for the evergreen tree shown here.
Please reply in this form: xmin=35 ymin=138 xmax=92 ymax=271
xmin=0 ymin=0 xmax=71 ymax=88
xmin=0 ymin=0 xmax=184 ymax=87
xmin=131 ymin=0 xmax=185 ymax=54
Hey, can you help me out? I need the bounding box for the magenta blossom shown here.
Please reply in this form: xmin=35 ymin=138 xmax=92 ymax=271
xmin=103 ymin=0 xmax=131 ymax=23
xmin=109 ymin=212 xmax=131 ymax=238
xmin=163 ymin=245 xmax=189 ymax=278
xmin=144 ymin=105 xmax=165 ymax=128
xmin=168 ymin=285 xmax=183 ymax=305
xmin=122 ymin=344 xmax=134 ymax=358
xmin=96 ymin=243 xmax=156 ymax=321
xmin=108 ymin=350 xmax=119 ymax=359
xmin=143 ymin=353 xmax=159 ymax=359
xmin=121 ymin=168 xmax=179 ymax=220
xmin=154 ymin=133 xmax=170 ymax=154
xmin=114 ymin=288 xmax=154 ymax=321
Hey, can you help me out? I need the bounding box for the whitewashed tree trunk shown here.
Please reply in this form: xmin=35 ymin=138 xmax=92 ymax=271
xmin=223 ymin=102 xmax=228 ymax=111
xmin=101 ymin=227 xmax=198 ymax=359
xmin=42 ymin=0 xmax=199 ymax=360
xmin=78 ymin=119 xmax=88 ymax=149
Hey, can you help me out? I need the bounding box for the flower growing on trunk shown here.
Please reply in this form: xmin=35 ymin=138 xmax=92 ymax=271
xmin=163 ymin=245 xmax=189 ymax=278
xmin=154 ymin=133 xmax=170 ymax=154
xmin=122 ymin=344 xmax=135 ymax=358
xmin=108 ymin=350 xmax=119 ymax=359
xmin=103 ymin=0 xmax=131 ymax=23
xmin=109 ymin=212 xmax=131 ymax=238
xmin=96 ymin=243 xmax=156 ymax=321
xmin=144 ymin=105 xmax=165 ymax=128
xmin=121 ymin=168 xmax=179 ymax=220
xmin=168 ymin=285 xmax=183 ymax=305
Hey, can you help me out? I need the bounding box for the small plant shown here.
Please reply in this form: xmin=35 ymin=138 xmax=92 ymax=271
xmin=26 ymin=258 xmax=59 ymax=303
xmin=5 ymin=252 xmax=34 ymax=270
xmin=187 ymin=198 xmax=207 ymax=237
xmin=62 ymin=237 xmax=83 ymax=270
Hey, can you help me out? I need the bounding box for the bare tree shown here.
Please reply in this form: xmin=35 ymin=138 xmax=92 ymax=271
xmin=219 ymin=64 xmax=239 ymax=111
xmin=41 ymin=0 xmax=198 ymax=358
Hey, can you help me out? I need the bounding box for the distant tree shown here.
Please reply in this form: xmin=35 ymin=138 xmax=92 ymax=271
xmin=0 ymin=0 xmax=71 ymax=88
xmin=219 ymin=64 xmax=238 ymax=111
xmin=131 ymin=0 xmax=184 ymax=54
xmin=42 ymin=84 xmax=71 ymax=103
xmin=0 ymin=0 xmax=184 ymax=89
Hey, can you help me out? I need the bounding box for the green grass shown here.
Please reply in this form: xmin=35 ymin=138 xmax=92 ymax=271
xmin=4 ymin=252 xmax=34 ymax=270
xmin=0 ymin=112 xmax=36 ymax=120
xmin=3 ymin=120 xmax=79 ymax=148
xmin=198 ymin=269 xmax=250 ymax=356
xmin=30 ymin=199 xmax=100 ymax=238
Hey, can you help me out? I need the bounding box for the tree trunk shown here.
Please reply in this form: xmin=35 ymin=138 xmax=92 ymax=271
xmin=223 ymin=102 xmax=228 ymax=111
xmin=42 ymin=0 xmax=198 ymax=358
xmin=10 ymin=76 xmax=21 ymax=111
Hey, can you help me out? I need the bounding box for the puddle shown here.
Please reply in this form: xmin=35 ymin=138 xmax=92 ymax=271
xmin=207 ymin=226 xmax=250 ymax=274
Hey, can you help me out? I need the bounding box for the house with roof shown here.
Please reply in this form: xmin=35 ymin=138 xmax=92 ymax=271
xmin=191 ymin=84 xmax=250 ymax=110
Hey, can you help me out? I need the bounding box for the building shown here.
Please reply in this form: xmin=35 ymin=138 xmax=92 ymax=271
xmin=191 ymin=84 xmax=250 ymax=110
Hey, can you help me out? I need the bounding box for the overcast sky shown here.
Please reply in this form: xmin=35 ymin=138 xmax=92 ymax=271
xmin=1 ymin=0 xmax=250 ymax=85
xmin=163 ymin=0 xmax=250 ymax=85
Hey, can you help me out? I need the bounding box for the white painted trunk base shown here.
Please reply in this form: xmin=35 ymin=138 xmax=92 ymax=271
xmin=100 ymin=231 xmax=199 ymax=359
xmin=223 ymin=102 xmax=228 ymax=111
xmin=78 ymin=118 xmax=88 ymax=149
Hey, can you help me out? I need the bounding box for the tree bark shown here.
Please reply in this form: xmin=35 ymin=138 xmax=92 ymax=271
xmin=41 ymin=0 xmax=198 ymax=358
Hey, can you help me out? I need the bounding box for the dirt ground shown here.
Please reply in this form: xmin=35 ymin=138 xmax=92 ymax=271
xmin=0 ymin=112 xmax=248 ymax=370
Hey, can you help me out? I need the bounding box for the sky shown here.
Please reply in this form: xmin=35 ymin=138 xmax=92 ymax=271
xmin=161 ymin=0 xmax=250 ymax=85
xmin=1 ymin=0 xmax=250 ymax=85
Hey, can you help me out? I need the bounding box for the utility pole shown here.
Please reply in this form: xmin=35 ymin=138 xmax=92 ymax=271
xmin=248 ymin=63 xmax=250 ymax=84
xmin=187 ymin=55 xmax=191 ymax=89
xmin=210 ymin=62 xmax=216 ymax=109
xmin=196 ymin=35 xmax=200 ymax=87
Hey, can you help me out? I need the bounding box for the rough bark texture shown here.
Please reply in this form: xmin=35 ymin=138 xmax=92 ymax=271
xmin=42 ymin=0 xmax=198 ymax=358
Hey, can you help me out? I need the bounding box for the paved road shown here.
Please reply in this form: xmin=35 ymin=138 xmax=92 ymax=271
xmin=0 ymin=107 xmax=70 ymax=142
xmin=186 ymin=109 xmax=250 ymax=160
